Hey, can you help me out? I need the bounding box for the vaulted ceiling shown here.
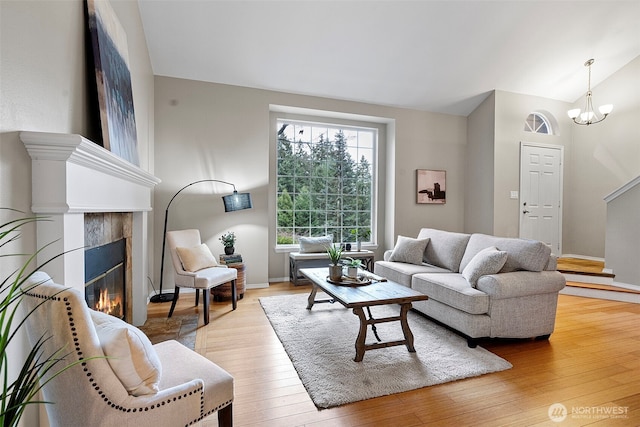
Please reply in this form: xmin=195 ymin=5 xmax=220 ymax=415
xmin=138 ymin=1 xmax=640 ymax=116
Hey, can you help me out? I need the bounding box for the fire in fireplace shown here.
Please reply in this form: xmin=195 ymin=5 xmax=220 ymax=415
xmin=85 ymin=239 xmax=126 ymax=320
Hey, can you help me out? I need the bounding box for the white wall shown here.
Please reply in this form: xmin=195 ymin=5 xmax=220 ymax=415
xmin=0 ymin=1 xmax=154 ymax=425
xmin=465 ymin=92 xmax=496 ymax=234
xmin=462 ymin=55 xmax=640 ymax=260
xmin=153 ymin=77 xmax=467 ymax=283
xmin=493 ymin=91 xmax=574 ymax=239
xmin=564 ymin=56 xmax=640 ymax=257
xmin=605 ymin=181 xmax=640 ymax=286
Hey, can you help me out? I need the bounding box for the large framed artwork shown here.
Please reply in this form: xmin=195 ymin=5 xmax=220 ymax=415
xmin=417 ymin=169 xmax=446 ymax=204
xmin=87 ymin=0 xmax=140 ymax=166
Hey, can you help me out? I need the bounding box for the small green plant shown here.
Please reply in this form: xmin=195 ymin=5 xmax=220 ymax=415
xmin=342 ymin=257 xmax=363 ymax=268
xmin=326 ymin=244 xmax=343 ymax=266
xmin=219 ymin=231 xmax=236 ymax=247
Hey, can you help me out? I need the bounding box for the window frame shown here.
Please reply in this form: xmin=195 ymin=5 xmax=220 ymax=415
xmin=274 ymin=117 xmax=378 ymax=251
xmin=524 ymin=112 xmax=553 ymax=135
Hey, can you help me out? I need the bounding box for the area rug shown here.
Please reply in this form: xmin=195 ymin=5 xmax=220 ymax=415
xmin=260 ymin=293 xmax=512 ymax=408
xmin=138 ymin=314 xmax=198 ymax=350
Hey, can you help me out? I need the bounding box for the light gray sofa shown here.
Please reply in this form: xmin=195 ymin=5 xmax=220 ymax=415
xmin=374 ymin=228 xmax=566 ymax=347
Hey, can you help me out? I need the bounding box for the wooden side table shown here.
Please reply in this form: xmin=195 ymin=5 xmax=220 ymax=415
xmin=212 ymin=262 xmax=246 ymax=301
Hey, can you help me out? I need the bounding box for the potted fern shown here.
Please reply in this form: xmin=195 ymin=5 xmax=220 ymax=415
xmin=326 ymin=244 xmax=343 ymax=281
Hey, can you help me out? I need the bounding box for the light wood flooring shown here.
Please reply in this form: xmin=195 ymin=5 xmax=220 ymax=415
xmin=147 ymin=283 xmax=640 ymax=426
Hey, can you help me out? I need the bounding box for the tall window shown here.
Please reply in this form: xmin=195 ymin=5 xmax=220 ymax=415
xmin=276 ymin=119 xmax=376 ymax=247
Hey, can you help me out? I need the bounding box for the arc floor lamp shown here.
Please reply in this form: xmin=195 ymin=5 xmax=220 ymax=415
xmin=151 ymin=179 xmax=252 ymax=303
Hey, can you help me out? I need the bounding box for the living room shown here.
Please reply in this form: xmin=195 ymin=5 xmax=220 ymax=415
xmin=1 ymin=1 xmax=639 ymax=426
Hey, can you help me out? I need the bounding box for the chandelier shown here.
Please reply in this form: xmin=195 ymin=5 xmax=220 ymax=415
xmin=567 ymin=59 xmax=613 ymax=125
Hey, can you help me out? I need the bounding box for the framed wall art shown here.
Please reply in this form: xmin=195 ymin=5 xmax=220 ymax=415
xmin=417 ymin=169 xmax=446 ymax=204
xmin=87 ymin=0 xmax=140 ymax=166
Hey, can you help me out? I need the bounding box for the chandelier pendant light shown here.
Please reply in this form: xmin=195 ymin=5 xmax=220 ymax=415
xmin=568 ymin=59 xmax=613 ymax=125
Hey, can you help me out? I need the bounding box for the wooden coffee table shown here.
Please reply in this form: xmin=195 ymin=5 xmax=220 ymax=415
xmin=300 ymin=267 xmax=429 ymax=362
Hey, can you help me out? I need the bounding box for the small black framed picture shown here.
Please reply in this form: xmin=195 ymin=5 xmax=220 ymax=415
xmin=417 ymin=169 xmax=446 ymax=204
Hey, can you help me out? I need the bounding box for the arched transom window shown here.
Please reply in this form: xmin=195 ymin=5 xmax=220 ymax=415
xmin=524 ymin=112 xmax=552 ymax=134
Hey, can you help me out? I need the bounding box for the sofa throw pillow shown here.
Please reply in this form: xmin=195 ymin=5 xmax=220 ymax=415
xmin=299 ymin=235 xmax=333 ymax=253
xmin=462 ymin=246 xmax=508 ymax=287
xmin=417 ymin=228 xmax=471 ymax=272
xmin=176 ymin=243 xmax=217 ymax=272
xmin=90 ymin=310 xmax=162 ymax=396
xmin=388 ymin=236 xmax=430 ymax=265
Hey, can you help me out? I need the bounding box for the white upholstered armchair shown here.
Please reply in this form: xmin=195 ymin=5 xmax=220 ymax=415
xmin=22 ymin=272 xmax=234 ymax=427
xmin=166 ymin=229 xmax=237 ymax=325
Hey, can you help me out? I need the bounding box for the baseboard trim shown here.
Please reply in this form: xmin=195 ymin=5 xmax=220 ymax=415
xmin=560 ymin=254 xmax=605 ymax=262
xmin=246 ymin=282 xmax=269 ymax=289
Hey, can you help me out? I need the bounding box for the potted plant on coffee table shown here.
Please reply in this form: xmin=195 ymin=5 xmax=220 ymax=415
xmin=326 ymin=244 xmax=343 ymax=282
xmin=342 ymin=257 xmax=363 ymax=278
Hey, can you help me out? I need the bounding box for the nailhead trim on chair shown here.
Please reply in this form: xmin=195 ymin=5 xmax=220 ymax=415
xmin=26 ymin=290 xmax=219 ymax=426
xmin=194 ymin=398 xmax=233 ymax=424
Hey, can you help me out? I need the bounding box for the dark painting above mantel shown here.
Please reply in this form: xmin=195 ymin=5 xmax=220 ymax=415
xmin=86 ymin=0 xmax=140 ymax=166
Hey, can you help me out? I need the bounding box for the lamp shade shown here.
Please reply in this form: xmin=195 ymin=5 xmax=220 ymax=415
xmin=222 ymin=191 xmax=252 ymax=212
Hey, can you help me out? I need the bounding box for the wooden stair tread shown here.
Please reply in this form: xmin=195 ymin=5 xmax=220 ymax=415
xmin=558 ymin=269 xmax=616 ymax=278
xmin=566 ymin=281 xmax=640 ymax=295
xmin=557 ymin=257 xmax=615 ymax=278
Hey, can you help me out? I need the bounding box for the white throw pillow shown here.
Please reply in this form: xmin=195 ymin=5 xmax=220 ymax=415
xmin=299 ymin=235 xmax=333 ymax=253
xmin=91 ymin=310 xmax=162 ymax=396
xmin=176 ymin=243 xmax=217 ymax=272
xmin=388 ymin=236 xmax=430 ymax=265
xmin=462 ymin=246 xmax=508 ymax=287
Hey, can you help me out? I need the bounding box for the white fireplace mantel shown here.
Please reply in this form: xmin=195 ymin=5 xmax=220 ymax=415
xmin=20 ymin=131 xmax=159 ymax=213
xmin=20 ymin=131 xmax=160 ymax=325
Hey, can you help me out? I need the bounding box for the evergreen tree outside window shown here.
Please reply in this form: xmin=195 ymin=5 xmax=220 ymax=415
xmin=276 ymin=120 xmax=375 ymax=247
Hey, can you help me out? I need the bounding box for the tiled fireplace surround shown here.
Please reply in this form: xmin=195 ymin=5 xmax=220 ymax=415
xmin=20 ymin=132 xmax=160 ymax=326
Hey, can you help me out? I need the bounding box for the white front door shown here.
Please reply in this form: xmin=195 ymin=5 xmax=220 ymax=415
xmin=519 ymin=142 xmax=563 ymax=255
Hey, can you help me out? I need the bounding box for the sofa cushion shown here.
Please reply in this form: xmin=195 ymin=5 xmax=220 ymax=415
xmin=412 ymin=273 xmax=489 ymax=315
xmin=461 ymin=246 xmax=508 ymax=287
xmin=90 ymin=310 xmax=162 ymax=396
xmin=374 ymin=260 xmax=449 ymax=287
xmin=299 ymin=235 xmax=333 ymax=253
xmin=388 ymin=235 xmax=430 ymax=265
xmin=176 ymin=243 xmax=218 ymax=272
xmin=460 ymin=233 xmax=551 ymax=273
xmin=417 ymin=228 xmax=471 ymax=272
